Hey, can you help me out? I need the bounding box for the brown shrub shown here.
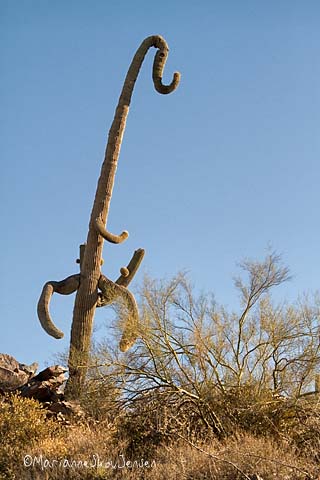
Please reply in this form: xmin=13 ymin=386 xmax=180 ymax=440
xmin=0 ymin=393 xmax=61 ymax=479
xmin=1 ymin=391 xmax=319 ymax=480
xmin=145 ymin=434 xmax=318 ymax=480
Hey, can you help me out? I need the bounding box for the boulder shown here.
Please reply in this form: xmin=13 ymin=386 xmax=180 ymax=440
xmin=20 ymin=365 xmax=67 ymax=402
xmin=0 ymin=353 xmax=38 ymax=391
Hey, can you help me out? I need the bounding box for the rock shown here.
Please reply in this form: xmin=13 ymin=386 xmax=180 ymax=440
xmin=20 ymin=364 xmax=67 ymax=402
xmin=0 ymin=354 xmax=90 ymax=426
xmin=44 ymin=400 xmax=86 ymax=426
xmin=20 ymin=379 xmax=61 ymax=402
xmin=20 ymin=362 xmax=39 ymax=377
xmin=47 ymin=400 xmax=85 ymax=418
xmin=31 ymin=365 xmax=67 ymax=382
xmin=0 ymin=353 xmax=38 ymax=391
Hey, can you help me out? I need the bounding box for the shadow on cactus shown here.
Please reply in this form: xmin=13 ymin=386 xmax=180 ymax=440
xmin=37 ymin=35 xmax=180 ymax=399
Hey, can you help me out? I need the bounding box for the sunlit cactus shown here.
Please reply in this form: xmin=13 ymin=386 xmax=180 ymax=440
xmin=37 ymin=35 xmax=180 ymax=399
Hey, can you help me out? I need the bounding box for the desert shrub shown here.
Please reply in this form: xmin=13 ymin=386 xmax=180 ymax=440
xmin=52 ymin=347 xmax=122 ymax=424
xmin=206 ymin=385 xmax=289 ymax=436
xmin=0 ymin=407 xmax=126 ymax=480
xmin=143 ymin=434 xmax=318 ymax=480
xmin=115 ymin=391 xmax=174 ymax=456
xmin=1 ymin=389 xmax=319 ymax=479
xmin=0 ymin=393 xmax=61 ymax=479
xmin=79 ymin=376 xmax=121 ymax=424
xmin=287 ymin=397 xmax=320 ymax=462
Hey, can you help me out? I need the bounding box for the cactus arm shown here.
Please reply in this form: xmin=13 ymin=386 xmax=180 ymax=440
xmin=118 ymin=300 xmax=139 ymax=352
xmin=37 ymin=274 xmax=80 ymax=339
xmin=152 ymin=37 xmax=181 ymax=94
xmin=95 ymin=217 xmax=129 ymax=244
xmin=116 ymin=248 xmax=145 ymax=287
xmin=76 ymin=244 xmax=86 ymax=268
xmin=37 ymin=283 xmax=63 ymax=339
xmin=98 ymin=274 xmax=139 ymax=352
xmin=97 ymin=275 xmax=120 ymax=307
xmin=96 ymin=248 xmax=145 ymax=307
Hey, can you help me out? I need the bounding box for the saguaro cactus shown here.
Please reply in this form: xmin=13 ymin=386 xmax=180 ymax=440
xmin=37 ymin=35 xmax=180 ymax=399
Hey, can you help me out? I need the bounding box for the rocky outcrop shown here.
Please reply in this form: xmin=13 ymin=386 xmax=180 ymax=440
xmin=0 ymin=353 xmax=38 ymax=391
xmin=0 ymin=353 xmax=84 ymax=422
xmin=20 ymin=365 xmax=67 ymax=402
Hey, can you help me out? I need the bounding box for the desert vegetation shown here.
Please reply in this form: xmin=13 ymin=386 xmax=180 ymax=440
xmin=1 ymin=252 xmax=320 ymax=479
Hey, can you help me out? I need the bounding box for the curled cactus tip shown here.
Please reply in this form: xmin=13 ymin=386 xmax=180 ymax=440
xmin=95 ymin=217 xmax=129 ymax=244
xmin=119 ymin=335 xmax=137 ymax=353
xmin=151 ymin=35 xmax=181 ymax=95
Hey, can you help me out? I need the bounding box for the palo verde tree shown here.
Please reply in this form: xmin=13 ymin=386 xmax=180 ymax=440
xmin=92 ymin=253 xmax=320 ymax=440
xmin=37 ymin=35 xmax=180 ymax=399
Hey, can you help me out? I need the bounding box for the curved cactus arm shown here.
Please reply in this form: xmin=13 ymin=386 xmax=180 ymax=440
xmin=37 ymin=274 xmax=80 ymax=339
xmin=118 ymin=295 xmax=139 ymax=353
xmin=116 ymin=248 xmax=145 ymax=287
xmin=95 ymin=217 xmax=129 ymax=244
xmin=152 ymin=36 xmax=181 ymax=94
xmin=98 ymin=275 xmax=139 ymax=352
xmin=97 ymin=275 xmax=121 ymax=307
xmin=119 ymin=34 xmax=180 ymax=108
xmin=96 ymin=248 xmax=145 ymax=307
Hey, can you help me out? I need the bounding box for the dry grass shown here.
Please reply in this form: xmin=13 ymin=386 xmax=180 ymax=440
xmin=1 ymin=392 xmax=319 ymax=480
xmin=150 ymin=435 xmax=315 ymax=480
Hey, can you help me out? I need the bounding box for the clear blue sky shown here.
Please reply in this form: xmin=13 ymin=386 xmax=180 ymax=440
xmin=1 ymin=1 xmax=319 ymax=369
